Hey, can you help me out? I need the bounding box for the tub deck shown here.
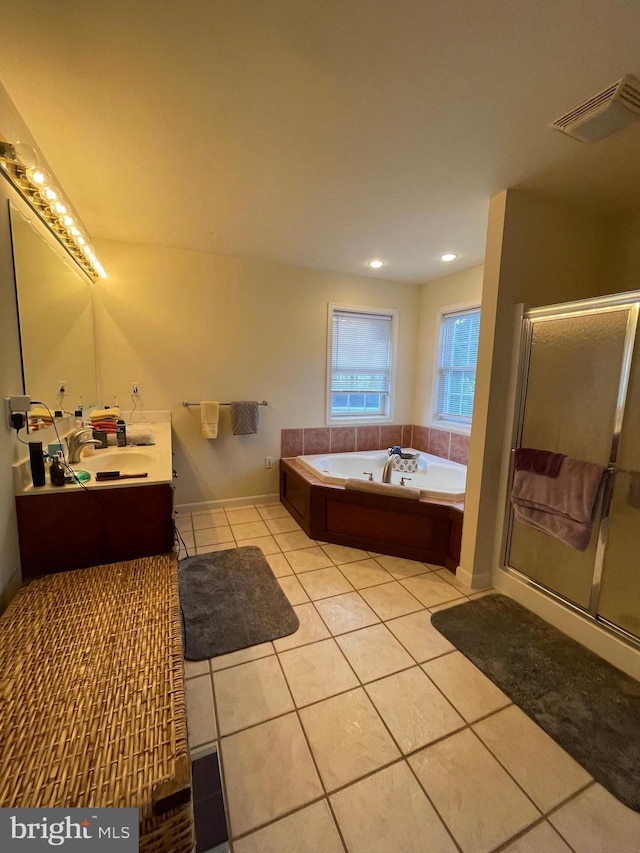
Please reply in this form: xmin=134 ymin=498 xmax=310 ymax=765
xmin=280 ymin=457 xmax=464 ymax=570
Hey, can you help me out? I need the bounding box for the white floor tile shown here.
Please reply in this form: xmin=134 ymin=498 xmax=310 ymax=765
xmin=548 ymin=784 xmax=640 ymax=852
xmin=213 ymin=656 xmax=294 ymax=735
xmin=278 ymin=638 xmax=359 ymax=706
xmin=185 ymin=674 xmax=217 ymax=748
xmin=299 ymin=688 xmax=400 ymax=791
xmin=502 ymin=821 xmax=573 ymax=853
xmin=359 ymin=581 xmax=423 ymax=620
xmin=330 ymin=761 xmax=457 ymax=853
xmin=422 ymin=651 xmax=511 ymax=722
xmin=365 ymin=667 xmax=464 ymax=753
xmin=273 ymin=603 xmax=331 ymax=652
xmin=209 ymin=642 xmax=274 ymax=673
xmin=409 ymin=729 xmax=540 ymax=853
xmin=296 ymin=566 xmax=354 ymax=600
xmin=385 ymin=610 xmax=455 ymax=662
xmin=314 ymin=591 xmax=380 ymax=635
xmin=337 ymin=623 xmax=414 ymax=683
xmin=233 ymin=801 xmax=344 ymax=853
xmin=278 ymin=574 xmax=310 ymax=605
xmin=221 ymin=713 xmax=323 ymax=837
xmin=473 ymin=705 xmax=592 ymax=812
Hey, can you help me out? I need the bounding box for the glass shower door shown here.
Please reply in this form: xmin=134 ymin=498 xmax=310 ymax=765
xmin=598 ymin=334 xmax=640 ymax=639
xmin=507 ymin=307 xmax=631 ymax=611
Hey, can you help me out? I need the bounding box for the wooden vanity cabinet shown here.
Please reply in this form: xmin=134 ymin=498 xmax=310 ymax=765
xmin=16 ymin=484 xmax=175 ymax=579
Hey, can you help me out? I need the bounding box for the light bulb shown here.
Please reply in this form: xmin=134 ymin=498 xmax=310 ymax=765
xmin=368 ymin=259 xmax=385 ymax=269
xmin=70 ymin=226 xmax=80 ymax=237
xmin=440 ymin=253 xmax=458 ymax=263
xmin=76 ymin=235 xmax=86 ymax=246
xmin=26 ymin=166 xmax=47 ymax=186
xmin=43 ymin=186 xmax=57 ymax=202
xmin=83 ymin=244 xmax=94 ymax=256
xmin=53 ymin=200 xmax=67 ymax=215
xmin=62 ymin=215 xmax=74 ymax=227
xmin=12 ymin=141 xmax=39 ymax=168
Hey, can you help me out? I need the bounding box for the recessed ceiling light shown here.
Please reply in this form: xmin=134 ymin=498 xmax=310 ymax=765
xmin=368 ymin=259 xmax=385 ymax=269
xmin=440 ymin=253 xmax=458 ymax=262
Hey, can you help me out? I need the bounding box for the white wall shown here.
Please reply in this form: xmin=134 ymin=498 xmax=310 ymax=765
xmin=93 ymin=239 xmax=421 ymax=506
xmin=413 ymin=265 xmax=483 ymax=427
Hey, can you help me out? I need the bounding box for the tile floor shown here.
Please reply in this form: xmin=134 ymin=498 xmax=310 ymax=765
xmin=179 ymin=502 xmax=640 ymax=853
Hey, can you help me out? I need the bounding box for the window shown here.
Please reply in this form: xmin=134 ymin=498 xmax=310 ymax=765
xmin=435 ymin=307 xmax=480 ymax=424
xmin=327 ymin=305 xmax=397 ymax=422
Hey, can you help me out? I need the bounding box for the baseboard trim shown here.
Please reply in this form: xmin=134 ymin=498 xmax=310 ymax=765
xmin=456 ymin=565 xmax=492 ymax=590
xmin=175 ymin=493 xmax=280 ymax=514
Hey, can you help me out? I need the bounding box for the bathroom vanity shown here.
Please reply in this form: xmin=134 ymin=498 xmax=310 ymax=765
xmin=14 ymin=421 xmax=175 ymax=578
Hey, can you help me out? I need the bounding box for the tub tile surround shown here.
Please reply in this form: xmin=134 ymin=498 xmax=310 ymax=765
xmin=181 ymin=500 xmax=640 ymax=852
xmin=281 ymin=423 xmax=469 ymax=466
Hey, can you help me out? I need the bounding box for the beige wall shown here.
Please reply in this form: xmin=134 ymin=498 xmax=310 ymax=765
xmin=0 ymin=81 xmax=54 ymax=608
xmin=413 ymin=265 xmax=483 ymax=427
xmin=93 ymin=240 xmax=421 ymax=506
xmin=461 ymin=188 xmax=615 ymax=588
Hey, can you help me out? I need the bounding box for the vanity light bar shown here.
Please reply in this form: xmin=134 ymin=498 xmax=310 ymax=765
xmin=0 ymin=138 xmax=106 ymax=282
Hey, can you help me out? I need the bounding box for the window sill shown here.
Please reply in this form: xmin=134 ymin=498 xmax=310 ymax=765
xmin=327 ymin=417 xmax=394 ymax=428
xmin=430 ymin=421 xmax=471 ymax=437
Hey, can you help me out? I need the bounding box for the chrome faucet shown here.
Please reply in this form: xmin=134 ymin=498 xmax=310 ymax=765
xmin=66 ymin=427 xmax=102 ymax=464
xmin=382 ymin=448 xmax=402 ymax=483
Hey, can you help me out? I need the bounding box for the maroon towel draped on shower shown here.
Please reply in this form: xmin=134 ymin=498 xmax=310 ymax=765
xmin=511 ymin=455 xmax=607 ymax=551
xmin=514 ymin=447 xmax=566 ymax=478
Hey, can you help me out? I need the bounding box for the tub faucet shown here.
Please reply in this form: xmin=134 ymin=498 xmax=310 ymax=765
xmin=382 ymin=448 xmax=402 ymax=483
xmin=67 ymin=427 xmax=102 ymax=464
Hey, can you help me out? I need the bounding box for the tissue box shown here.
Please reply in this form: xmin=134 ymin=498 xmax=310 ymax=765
xmin=392 ymin=452 xmax=419 ymax=473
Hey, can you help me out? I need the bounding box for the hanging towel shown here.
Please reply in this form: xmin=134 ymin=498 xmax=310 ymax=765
xmin=201 ymin=401 xmax=220 ymax=439
xmin=231 ymin=401 xmax=259 ymax=435
xmin=514 ymin=447 xmax=566 ymax=478
xmin=511 ymin=456 xmax=606 ymax=551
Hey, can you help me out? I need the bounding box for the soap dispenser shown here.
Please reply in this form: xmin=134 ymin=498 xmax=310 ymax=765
xmin=50 ymin=452 xmax=66 ymax=487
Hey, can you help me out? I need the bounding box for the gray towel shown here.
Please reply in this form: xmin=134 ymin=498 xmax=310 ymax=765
xmin=231 ymin=401 xmax=259 ymax=435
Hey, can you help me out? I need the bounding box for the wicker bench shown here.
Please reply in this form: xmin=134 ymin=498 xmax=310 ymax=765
xmin=0 ymin=555 xmax=193 ymax=852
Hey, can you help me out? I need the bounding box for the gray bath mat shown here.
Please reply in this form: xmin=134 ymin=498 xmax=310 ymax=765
xmin=431 ymin=594 xmax=640 ymax=812
xmin=178 ymin=546 xmax=299 ymax=660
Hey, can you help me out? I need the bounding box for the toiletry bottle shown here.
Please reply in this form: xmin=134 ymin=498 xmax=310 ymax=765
xmin=74 ymin=409 xmax=83 ymax=427
xmin=28 ymin=442 xmax=46 ymax=487
xmin=116 ymin=419 xmax=127 ymax=447
xmin=50 ymin=452 xmax=66 ymax=487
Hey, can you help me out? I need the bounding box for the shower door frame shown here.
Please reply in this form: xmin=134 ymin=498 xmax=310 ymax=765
xmin=501 ymin=290 xmax=640 ymax=648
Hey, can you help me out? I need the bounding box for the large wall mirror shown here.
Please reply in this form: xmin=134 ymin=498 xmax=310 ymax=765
xmin=9 ymin=202 xmax=99 ymax=414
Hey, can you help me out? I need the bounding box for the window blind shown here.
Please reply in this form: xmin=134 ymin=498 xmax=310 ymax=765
xmin=330 ymin=309 xmax=393 ymax=417
xmin=435 ymin=308 xmax=480 ymax=421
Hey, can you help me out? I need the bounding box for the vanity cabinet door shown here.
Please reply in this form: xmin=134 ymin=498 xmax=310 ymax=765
xmin=16 ymin=484 xmax=174 ymax=578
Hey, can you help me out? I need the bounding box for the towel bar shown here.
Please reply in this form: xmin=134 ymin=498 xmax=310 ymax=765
xmin=182 ymin=400 xmax=268 ymax=408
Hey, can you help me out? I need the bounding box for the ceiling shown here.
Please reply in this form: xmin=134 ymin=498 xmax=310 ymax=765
xmin=1 ymin=0 xmax=639 ymax=283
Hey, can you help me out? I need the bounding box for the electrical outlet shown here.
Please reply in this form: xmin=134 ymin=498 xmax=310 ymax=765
xmin=265 ymin=456 xmax=274 ymax=469
xmin=131 ymin=382 xmax=140 ymax=396
xmin=58 ymin=380 xmax=68 ymax=395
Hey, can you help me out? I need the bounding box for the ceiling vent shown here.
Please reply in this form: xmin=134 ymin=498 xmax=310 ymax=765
xmin=550 ymin=74 xmax=640 ymax=142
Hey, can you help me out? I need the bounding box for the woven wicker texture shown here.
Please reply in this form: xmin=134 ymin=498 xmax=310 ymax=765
xmin=0 ymin=555 xmax=193 ymax=853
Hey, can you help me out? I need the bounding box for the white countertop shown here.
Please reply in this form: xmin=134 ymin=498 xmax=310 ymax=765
xmin=14 ymin=421 xmax=173 ymax=495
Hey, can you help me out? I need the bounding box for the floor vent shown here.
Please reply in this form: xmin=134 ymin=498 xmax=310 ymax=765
xmin=550 ymin=74 xmax=640 ymax=142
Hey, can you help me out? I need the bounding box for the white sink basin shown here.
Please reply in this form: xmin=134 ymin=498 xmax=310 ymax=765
xmin=79 ymin=449 xmax=157 ymax=474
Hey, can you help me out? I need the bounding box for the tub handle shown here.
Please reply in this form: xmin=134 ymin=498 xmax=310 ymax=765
xmin=363 ymin=471 xmax=374 ymax=481
xmin=400 ymin=476 xmax=412 ymax=486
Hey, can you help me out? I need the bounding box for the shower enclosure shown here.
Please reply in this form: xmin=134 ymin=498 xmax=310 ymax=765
xmin=503 ymin=290 xmax=640 ymax=645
